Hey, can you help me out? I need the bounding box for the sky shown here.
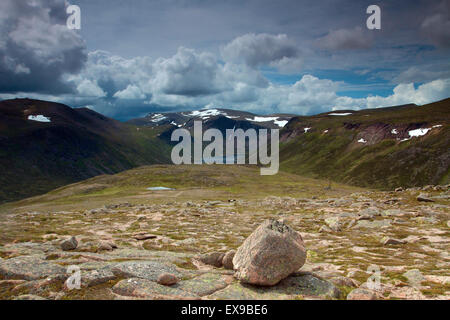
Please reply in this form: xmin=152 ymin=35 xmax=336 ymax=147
xmin=0 ymin=0 xmax=449 ymax=120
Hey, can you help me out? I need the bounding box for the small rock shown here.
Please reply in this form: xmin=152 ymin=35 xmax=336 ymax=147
xmin=98 ymin=240 xmax=117 ymax=251
xmin=346 ymin=219 xmax=357 ymax=229
xmin=196 ymin=252 xmax=225 ymax=268
xmin=395 ymin=187 xmax=403 ymax=192
xmin=233 ymin=219 xmax=307 ymax=286
xmin=133 ymin=233 xmax=157 ymax=241
xmin=324 ymin=217 xmax=342 ymax=232
xmin=347 ymin=288 xmax=378 ymax=300
xmin=61 ymin=236 xmax=78 ymax=251
xmin=403 ymin=269 xmax=425 ymax=287
xmin=359 ymin=207 xmax=381 ymax=218
xmin=417 ymin=194 xmax=434 ymax=202
xmin=381 ymin=237 xmax=406 ymax=245
xmin=222 ymin=250 xmax=235 ymax=270
xmin=157 ymin=273 xmax=179 ymax=286
xmin=330 ymin=276 xmax=359 ymax=288
xmin=319 ymin=225 xmax=332 ymax=233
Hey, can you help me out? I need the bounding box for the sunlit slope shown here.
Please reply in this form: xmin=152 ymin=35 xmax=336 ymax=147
xmin=2 ymin=164 xmax=364 ymax=213
xmin=280 ymin=98 xmax=450 ymax=190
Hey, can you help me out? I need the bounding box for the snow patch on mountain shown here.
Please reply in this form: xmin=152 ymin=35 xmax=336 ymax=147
xmin=274 ymin=120 xmax=288 ymax=127
xmin=329 ymin=112 xmax=352 ymax=116
xmin=28 ymin=115 xmax=51 ymax=122
xmin=246 ymin=116 xmax=279 ymax=122
xmin=189 ymin=109 xmax=224 ymax=119
xmin=150 ymin=114 xmax=167 ymax=122
xmin=409 ymin=128 xmax=431 ymax=137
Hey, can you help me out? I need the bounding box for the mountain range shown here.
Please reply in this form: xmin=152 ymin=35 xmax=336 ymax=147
xmin=0 ymin=98 xmax=171 ymax=203
xmin=0 ymin=97 xmax=448 ymax=203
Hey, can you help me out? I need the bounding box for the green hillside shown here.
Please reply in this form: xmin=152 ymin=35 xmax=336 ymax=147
xmin=280 ymin=98 xmax=450 ymax=190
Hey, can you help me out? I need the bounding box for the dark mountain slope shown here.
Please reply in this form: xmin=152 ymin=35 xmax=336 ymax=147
xmin=279 ymin=98 xmax=450 ymax=190
xmin=0 ymin=99 xmax=172 ymax=203
xmin=128 ymin=108 xmax=294 ymax=130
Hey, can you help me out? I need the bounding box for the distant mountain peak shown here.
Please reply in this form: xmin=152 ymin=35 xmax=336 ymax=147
xmin=128 ymin=108 xmax=296 ymax=129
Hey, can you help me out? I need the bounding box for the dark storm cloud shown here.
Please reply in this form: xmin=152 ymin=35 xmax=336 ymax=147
xmin=315 ymin=27 xmax=373 ymax=50
xmin=1 ymin=0 xmax=449 ymax=120
xmin=221 ymin=33 xmax=300 ymax=68
xmin=421 ymin=0 xmax=450 ymax=49
xmin=0 ymin=0 xmax=87 ymax=94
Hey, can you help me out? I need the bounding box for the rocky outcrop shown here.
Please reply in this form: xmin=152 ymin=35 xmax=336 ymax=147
xmin=0 ymin=255 xmax=66 ymax=281
xmin=233 ymin=219 xmax=307 ymax=286
xmin=112 ymin=261 xmax=183 ymax=281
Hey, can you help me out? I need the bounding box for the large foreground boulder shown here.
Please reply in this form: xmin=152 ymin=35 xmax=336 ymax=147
xmin=233 ymin=219 xmax=307 ymax=286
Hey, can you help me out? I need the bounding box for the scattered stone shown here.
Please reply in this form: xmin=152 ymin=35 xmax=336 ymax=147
xmin=61 ymin=236 xmax=78 ymax=251
xmin=157 ymin=273 xmax=179 ymax=286
xmin=222 ymin=250 xmax=235 ymax=270
xmin=355 ymin=219 xmax=392 ymax=229
xmin=347 ymin=288 xmax=378 ymax=300
xmin=330 ymin=276 xmax=359 ymax=288
xmin=196 ymin=252 xmax=225 ymax=268
xmin=346 ymin=219 xmax=357 ymax=229
xmin=359 ymin=207 xmax=381 ymax=218
xmin=132 ymin=233 xmax=157 ymax=241
xmin=389 ymin=286 xmax=426 ymax=300
xmin=403 ymin=269 xmax=425 ymax=287
xmin=98 ymin=240 xmax=117 ymax=251
xmin=319 ymin=225 xmax=332 ymax=233
xmin=395 ymin=187 xmax=403 ymax=192
xmin=424 ymin=275 xmax=450 ymax=285
xmin=381 ymin=237 xmax=406 ymax=245
xmin=417 ymin=194 xmax=434 ymax=202
xmin=324 ymin=217 xmax=343 ymax=232
xmin=233 ymin=219 xmax=307 ymax=286
xmin=382 ymin=209 xmax=404 ymax=217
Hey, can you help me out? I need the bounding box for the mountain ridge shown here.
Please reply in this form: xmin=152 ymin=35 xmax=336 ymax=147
xmin=280 ymin=98 xmax=450 ymax=189
xmin=0 ymin=98 xmax=172 ymax=204
xmin=1 ymin=97 xmax=449 ymax=203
